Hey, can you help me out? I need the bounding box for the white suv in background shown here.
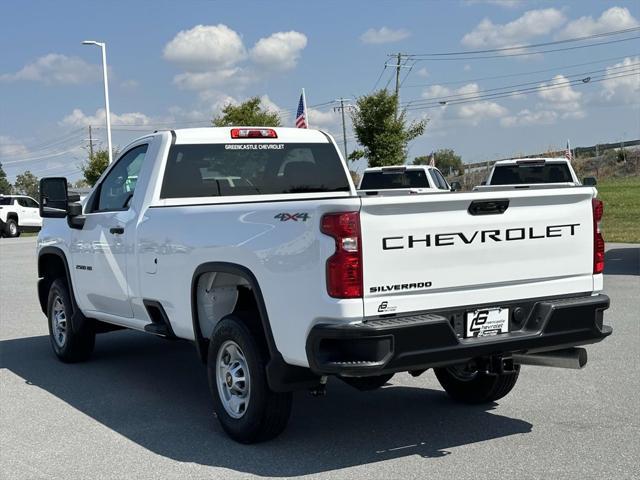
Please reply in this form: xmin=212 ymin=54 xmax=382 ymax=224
xmin=358 ymin=165 xmax=457 ymax=192
xmin=0 ymin=195 xmax=42 ymax=237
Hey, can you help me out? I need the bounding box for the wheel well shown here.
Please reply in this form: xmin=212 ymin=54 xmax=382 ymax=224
xmin=193 ymin=270 xmax=268 ymax=363
xmin=6 ymin=212 xmax=18 ymax=222
xmin=37 ymin=252 xmax=70 ymax=314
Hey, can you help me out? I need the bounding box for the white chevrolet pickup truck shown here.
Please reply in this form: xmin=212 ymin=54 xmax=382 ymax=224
xmin=37 ymin=127 xmax=611 ymax=443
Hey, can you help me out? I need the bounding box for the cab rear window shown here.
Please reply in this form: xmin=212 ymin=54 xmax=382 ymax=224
xmin=491 ymin=163 xmax=573 ymax=185
xmin=160 ymin=143 xmax=350 ymax=198
xmin=360 ymin=170 xmax=430 ymax=190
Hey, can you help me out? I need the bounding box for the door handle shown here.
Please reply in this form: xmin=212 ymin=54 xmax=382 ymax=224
xmin=109 ymin=226 xmax=125 ymax=235
xmin=468 ymin=199 xmax=509 ymax=216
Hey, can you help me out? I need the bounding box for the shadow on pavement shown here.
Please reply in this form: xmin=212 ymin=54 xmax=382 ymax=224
xmin=605 ymin=247 xmax=639 ymax=276
xmin=0 ymin=331 xmax=532 ymax=476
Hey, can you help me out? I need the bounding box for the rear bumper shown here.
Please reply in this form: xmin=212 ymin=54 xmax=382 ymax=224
xmin=306 ymin=294 xmax=611 ymax=376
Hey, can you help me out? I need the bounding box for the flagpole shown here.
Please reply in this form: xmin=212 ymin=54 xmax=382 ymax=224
xmin=302 ymin=88 xmax=309 ymax=129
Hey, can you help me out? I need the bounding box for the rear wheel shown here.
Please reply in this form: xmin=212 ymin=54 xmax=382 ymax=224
xmin=208 ymin=315 xmax=292 ymax=443
xmin=47 ymin=278 xmax=95 ymax=362
xmin=4 ymin=219 xmax=19 ymax=238
xmin=434 ymin=363 xmax=520 ymax=404
xmin=341 ymin=374 xmax=394 ymax=391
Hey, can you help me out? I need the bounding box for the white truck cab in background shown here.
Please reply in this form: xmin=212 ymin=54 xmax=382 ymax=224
xmin=358 ymin=165 xmax=455 ymax=192
xmin=484 ymin=158 xmax=582 ymax=187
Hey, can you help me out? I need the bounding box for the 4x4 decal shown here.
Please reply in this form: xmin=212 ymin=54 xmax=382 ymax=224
xmin=274 ymin=213 xmax=310 ymax=222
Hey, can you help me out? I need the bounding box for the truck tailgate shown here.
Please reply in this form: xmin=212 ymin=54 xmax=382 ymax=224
xmin=360 ymin=188 xmax=596 ymax=317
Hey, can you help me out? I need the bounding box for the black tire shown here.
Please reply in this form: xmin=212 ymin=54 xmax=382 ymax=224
xmin=208 ymin=314 xmax=292 ymax=443
xmin=434 ymin=364 xmax=520 ymax=404
xmin=47 ymin=278 xmax=95 ymax=362
xmin=341 ymin=374 xmax=394 ymax=391
xmin=4 ymin=218 xmax=20 ymax=238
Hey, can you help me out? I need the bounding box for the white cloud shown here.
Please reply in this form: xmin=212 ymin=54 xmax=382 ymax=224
xmin=600 ymin=56 xmax=640 ymax=103
xmin=0 ymin=54 xmax=101 ymax=85
xmin=360 ymin=27 xmax=410 ymax=44
xmin=558 ymin=7 xmax=639 ymax=40
xmin=461 ymin=8 xmax=566 ymax=49
xmin=163 ymin=24 xmax=247 ymax=70
xmin=250 ymin=31 xmax=308 ymax=70
xmin=463 ymin=64 xmax=472 ymax=72
xmin=60 ymin=108 xmax=152 ymax=128
xmin=0 ymin=136 xmax=29 ymax=157
xmin=173 ymin=68 xmax=247 ymax=91
xmin=308 ymin=108 xmax=339 ymax=128
xmin=417 ymin=67 xmax=429 ymax=78
xmin=500 ymin=109 xmax=558 ymax=127
xmin=422 ymin=83 xmax=507 ymax=125
xmin=538 ymin=74 xmax=582 ymax=112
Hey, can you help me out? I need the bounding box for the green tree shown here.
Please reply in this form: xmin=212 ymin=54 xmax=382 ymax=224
xmin=81 ymin=149 xmax=110 ymax=187
xmin=350 ymin=89 xmax=426 ymax=167
xmin=0 ymin=162 xmax=12 ymax=194
xmin=212 ymin=97 xmax=281 ymax=127
xmin=414 ymin=148 xmax=464 ymax=175
xmin=13 ymin=170 xmax=39 ymax=199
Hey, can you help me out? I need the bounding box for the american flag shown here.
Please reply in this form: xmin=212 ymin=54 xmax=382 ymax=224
xmin=295 ymin=92 xmax=307 ymax=129
xmin=565 ymin=140 xmax=573 ymax=162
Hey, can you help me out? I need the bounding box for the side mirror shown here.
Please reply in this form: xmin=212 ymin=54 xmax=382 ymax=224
xmin=450 ymin=181 xmax=461 ymax=192
xmin=583 ymin=177 xmax=597 ymax=186
xmin=39 ymin=177 xmax=68 ymax=218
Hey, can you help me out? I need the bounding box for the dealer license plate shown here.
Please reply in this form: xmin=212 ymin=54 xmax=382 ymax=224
xmin=465 ymin=307 xmax=509 ymax=338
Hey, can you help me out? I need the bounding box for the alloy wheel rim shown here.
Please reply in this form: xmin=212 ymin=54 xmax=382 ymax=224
xmin=9 ymin=223 xmax=17 ymax=235
xmin=216 ymin=340 xmax=251 ymax=419
xmin=52 ymin=296 xmax=67 ymax=348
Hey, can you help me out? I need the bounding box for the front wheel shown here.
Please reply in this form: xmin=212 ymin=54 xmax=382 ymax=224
xmin=4 ymin=219 xmax=19 ymax=237
xmin=434 ymin=364 xmax=520 ymax=404
xmin=47 ymin=278 xmax=95 ymax=362
xmin=208 ymin=315 xmax=292 ymax=443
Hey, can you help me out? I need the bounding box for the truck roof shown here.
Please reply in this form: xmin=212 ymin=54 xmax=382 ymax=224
xmin=363 ymin=165 xmax=436 ymax=173
xmin=493 ymin=157 xmax=569 ymax=166
xmin=172 ymin=127 xmax=331 ymax=145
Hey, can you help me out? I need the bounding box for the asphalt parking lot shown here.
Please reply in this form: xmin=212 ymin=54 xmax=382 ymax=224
xmin=1 ymin=237 xmax=638 ymax=480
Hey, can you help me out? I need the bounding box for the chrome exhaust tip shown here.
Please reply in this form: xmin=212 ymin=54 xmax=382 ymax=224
xmin=513 ymin=347 xmax=588 ymax=369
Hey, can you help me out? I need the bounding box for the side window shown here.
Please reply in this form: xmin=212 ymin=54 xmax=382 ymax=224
xmin=17 ymin=198 xmax=28 ymax=207
xmin=26 ymin=198 xmax=39 ymax=208
xmin=432 ymin=169 xmax=450 ymax=190
xmin=95 ymin=144 xmax=148 ymax=212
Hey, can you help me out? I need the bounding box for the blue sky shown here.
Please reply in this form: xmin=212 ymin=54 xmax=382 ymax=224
xmin=1 ymin=0 xmax=639 ymax=182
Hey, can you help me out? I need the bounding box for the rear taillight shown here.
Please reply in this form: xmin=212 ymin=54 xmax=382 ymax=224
xmin=592 ymin=198 xmax=604 ymax=274
xmin=230 ymin=128 xmax=277 ymax=139
xmin=321 ymin=212 xmax=362 ymax=298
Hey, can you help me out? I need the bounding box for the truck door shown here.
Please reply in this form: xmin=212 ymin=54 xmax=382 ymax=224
xmin=71 ymin=144 xmax=148 ymax=318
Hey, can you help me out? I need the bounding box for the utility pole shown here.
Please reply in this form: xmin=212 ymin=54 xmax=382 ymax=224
xmin=394 ymin=52 xmax=402 ymax=100
xmin=88 ymin=125 xmax=94 ymax=159
xmin=334 ymin=98 xmax=354 ymax=160
xmin=387 ymin=53 xmax=412 ymax=117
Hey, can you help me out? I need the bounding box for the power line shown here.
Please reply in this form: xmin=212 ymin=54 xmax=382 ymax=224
xmin=371 ymin=64 xmax=387 ymax=91
xmin=408 ymin=36 xmax=640 ymax=61
xmin=403 ymin=70 xmax=640 ymax=112
xmin=403 ymin=53 xmax=639 ymax=88
xmin=405 ymin=26 xmax=640 ymax=57
xmin=401 ymin=62 xmax=640 ymax=107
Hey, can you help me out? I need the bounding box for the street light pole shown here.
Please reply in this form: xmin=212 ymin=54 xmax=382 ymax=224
xmin=82 ymin=40 xmax=113 ymax=164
